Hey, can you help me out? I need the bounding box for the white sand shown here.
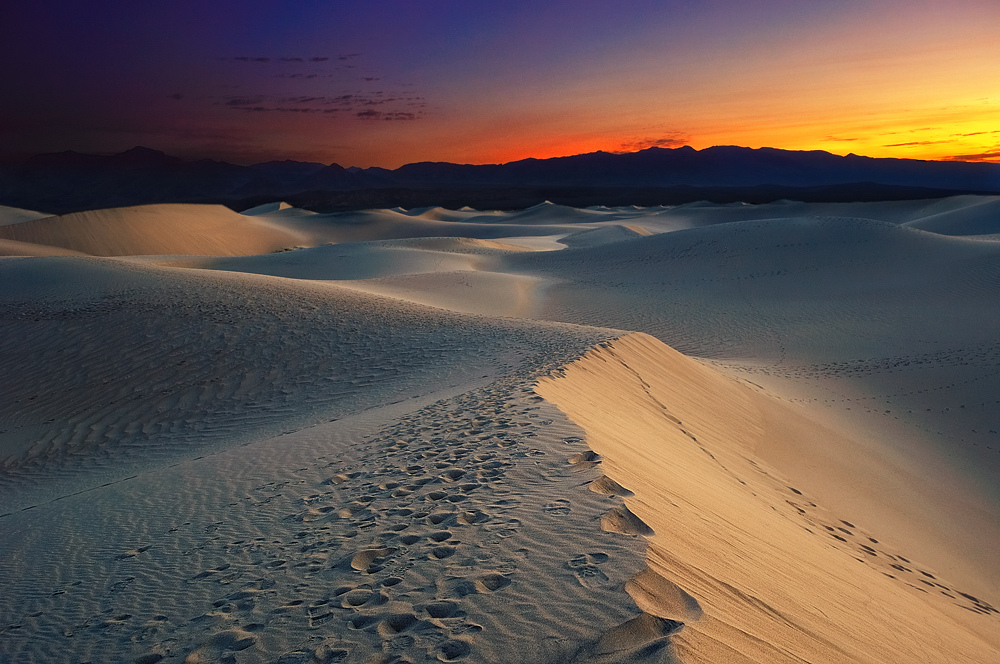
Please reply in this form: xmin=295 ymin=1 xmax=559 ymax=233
xmin=1 ymin=196 xmax=997 ymax=663
xmin=0 ymin=204 xmax=305 ymax=256
xmin=0 ymin=204 xmax=54 ymax=226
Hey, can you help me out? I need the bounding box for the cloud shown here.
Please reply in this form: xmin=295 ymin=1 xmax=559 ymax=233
xmin=614 ymin=134 xmax=690 ymax=153
xmin=338 ymin=53 xmax=362 ymax=61
xmin=943 ymin=150 xmax=1000 ymax=163
xmin=230 ymin=56 xmax=329 ymax=63
xmin=824 ymin=136 xmax=858 ymax=142
xmin=168 ymin=93 xmax=183 ymax=101
xmin=356 ymin=110 xmax=418 ymax=121
xmin=883 ymin=140 xmax=951 ymax=148
xmin=220 ymin=89 xmax=426 ymax=121
xmin=225 ymin=97 xmax=266 ymax=107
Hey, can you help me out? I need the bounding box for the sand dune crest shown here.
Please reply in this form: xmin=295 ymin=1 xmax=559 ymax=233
xmin=0 ymin=203 xmax=304 ymax=256
xmin=536 ymin=332 xmax=1000 ymax=663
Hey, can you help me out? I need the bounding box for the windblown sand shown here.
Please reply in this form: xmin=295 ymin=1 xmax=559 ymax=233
xmin=1 ymin=198 xmax=998 ymax=663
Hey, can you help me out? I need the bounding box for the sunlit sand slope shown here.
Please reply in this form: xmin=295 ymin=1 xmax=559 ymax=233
xmin=512 ymin=216 xmax=1000 ymax=599
xmin=536 ymin=333 xmax=1000 ymax=663
xmin=0 ymin=204 xmax=304 ymax=256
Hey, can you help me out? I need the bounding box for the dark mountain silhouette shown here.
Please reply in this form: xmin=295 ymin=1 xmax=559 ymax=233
xmin=247 ymin=160 xmax=327 ymax=186
xmin=1 ymin=145 xmax=997 ymax=214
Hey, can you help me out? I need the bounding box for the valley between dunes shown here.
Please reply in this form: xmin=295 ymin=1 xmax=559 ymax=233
xmin=1 ymin=197 xmax=998 ymax=663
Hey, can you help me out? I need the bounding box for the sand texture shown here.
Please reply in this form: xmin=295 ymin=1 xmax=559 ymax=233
xmin=1 ymin=196 xmax=998 ymax=663
xmin=0 ymin=204 xmax=305 ymax=256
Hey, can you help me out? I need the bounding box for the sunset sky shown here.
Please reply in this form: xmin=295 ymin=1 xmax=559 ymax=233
xmin=2 ymin=0 xmax=998 ymax=167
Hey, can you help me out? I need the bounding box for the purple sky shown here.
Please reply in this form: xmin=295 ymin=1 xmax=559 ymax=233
xmin=2 ymin=1 xmax=998 ymax=167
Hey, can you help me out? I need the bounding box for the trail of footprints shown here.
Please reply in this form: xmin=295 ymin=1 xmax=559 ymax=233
xmin=18 ymin=336 xmax=990 ymax=663
xmin=748 ymin=460 xmax=999 ymax=618
xmin=57 ymin=342 xmax=656 ymax=664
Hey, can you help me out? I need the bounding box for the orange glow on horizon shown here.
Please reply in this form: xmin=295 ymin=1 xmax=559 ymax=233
xmin=457 ymin=101 xmax=1000 ymax=167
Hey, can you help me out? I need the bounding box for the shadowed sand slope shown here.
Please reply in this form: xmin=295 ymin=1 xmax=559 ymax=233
xmin=0 ymin=204 xmax=53 ymax=226
xmin=0 ymin=203 xmax=305 ymax=256
xmin=513 ymin=217 xmax=1000 ymax=359
xmin=171 ymin=237 xmax=531 ymax=281
xmin=0 ymin=256 xmax=612 ymax=510
xmin=256 ymin=207 xmax=584 ymax=246
xmin=0 ymin=238 xmax=86 ymax=257
xmin=536 ymin=333 xmax=1000 ymax=663
xmin=901 ymin=196 xmax=1000 ymax=236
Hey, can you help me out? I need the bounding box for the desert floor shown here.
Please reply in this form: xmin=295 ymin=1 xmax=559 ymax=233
xmin=1 ymin=197 xmax=998 ymax=663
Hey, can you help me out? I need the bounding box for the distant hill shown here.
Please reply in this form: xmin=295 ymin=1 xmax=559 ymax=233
xmin=1 ymin=145 xmax=998 ymax=214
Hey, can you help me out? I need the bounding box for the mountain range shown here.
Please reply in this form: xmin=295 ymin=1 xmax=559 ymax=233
xmin=2 ymin=145 xmax=999 ymax=214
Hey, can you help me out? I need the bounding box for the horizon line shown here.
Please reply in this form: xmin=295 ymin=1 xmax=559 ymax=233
xmin=6 ymin=143 xmax=1000 ymax=171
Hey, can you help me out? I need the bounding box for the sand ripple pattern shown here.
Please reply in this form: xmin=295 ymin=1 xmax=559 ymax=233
xmin=0 ymin=257 xmax=611 ymax=508
xmin=0 ymin=336 xmax=662 ymax=663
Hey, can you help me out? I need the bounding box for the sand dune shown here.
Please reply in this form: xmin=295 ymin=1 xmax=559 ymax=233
xmin=172 ymin=237 xmax=544 ymax=284
xmin=0 ymin=238 xmax=86 ymax=257
xmin=537 ymin=334 xmax=1000 ymax=662
xmin=0 ymin=203 xmax=305 ymax=256
xmin=901 ymin=196 xmax=1000 ymax=236
xmin=342 ymin=271 xmax=548 ymax=318
xmin=0 ymin=204 xmax=53 ymax=226
xmin=0 ymin=256 xmax=608 ymax=508
xmin=507 ymin=216 xmax=1000 ymax=598
xmin=557 ymin=225 xmax=647 ymax=248
xmin=251 ymin=206 xmax=590 ymax=246
xmin=240 ymin=201 xmax=297 ymax=216
xmin=2 ymin=195 xmax=998 ymax=663
xmin=175 ymin=243 xmax=487 ymax=281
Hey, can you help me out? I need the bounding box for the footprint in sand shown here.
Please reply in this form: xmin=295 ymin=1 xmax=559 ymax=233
xmin=588 ymin=475 xmax=635 ymax=497
xmin=567 ymin=450 xmax=601 ymax=470
xmin=601 ymin=505 xmax=654 ymax=536
xmin=543 ymin=499 xmax=571 ymax=516
xmin=115 ymin=545 xmax=151 ymax=559
xmin=307 ymin=601 xmax=336 ymax=628
xmin=484 ymin=518 xmax=520 ymax=539
xmin=424 ymin=601 xmax=462 ymax=620
xmin=134 ymin=654 xmax=166 ymax=664
xmin=182 ymin=629 xmax=257 ymax=663
xmin=436 ymin=572 xmax=511 ymax=598
xmin=351 ymin=547 xmax=398 ymax=573
xmin=108 ymin=576 xmax=136 ymax=593
xmin=456 ymin=509 xmax=489 ymax=525
xmin=436 ymin=639 xmax=472 ymax=661
xmin=430 ymin=546 xmax=457 ymax=560
xmin=311 ymin=641 xmax=353 ymax=663
xmin=566 ymin=553 xmax=612 ymax=588
xmin=427 ymin=511 xmax=456 ymax=526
